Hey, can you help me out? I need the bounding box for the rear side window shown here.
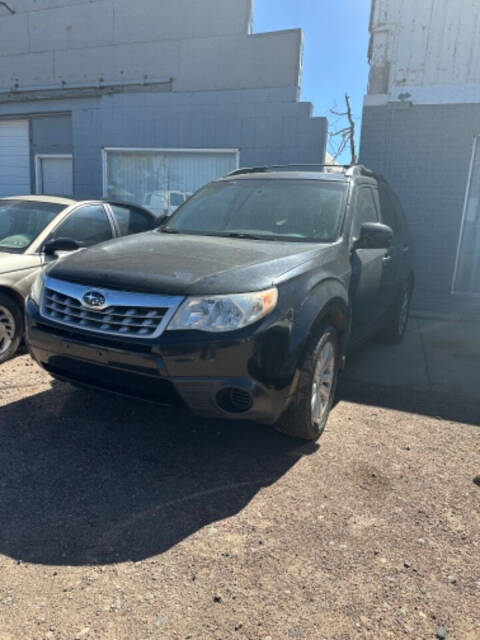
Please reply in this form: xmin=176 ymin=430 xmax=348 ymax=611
xmin=352 ymin=187 xmax=378 ymax=238
xmin=110 ymin=204 xmax=153 ymax=235
xmin=51 ymin=204 xmax=113 ymax=246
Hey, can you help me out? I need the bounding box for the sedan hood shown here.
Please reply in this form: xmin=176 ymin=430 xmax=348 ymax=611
xmin=49 ymin=232 xmax=333 ymax=295
xmin=0 ymin=251 xmax=42 ymax=275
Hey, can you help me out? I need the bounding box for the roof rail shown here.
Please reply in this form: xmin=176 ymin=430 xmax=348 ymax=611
xmin=227 ymin=163 xmax=376 ymax=178
xmin=345 ymin=164 xmax=375 ymax=177
xmin=227 ymin=164 xmax=350 ymax=177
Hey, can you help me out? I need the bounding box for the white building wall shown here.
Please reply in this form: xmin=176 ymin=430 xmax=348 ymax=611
xmin=367 ymin=0 xmax=480 ymax=105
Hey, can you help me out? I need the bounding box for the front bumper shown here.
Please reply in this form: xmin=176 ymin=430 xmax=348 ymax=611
xmin=25 ymin=298 xmax=297 ymax=424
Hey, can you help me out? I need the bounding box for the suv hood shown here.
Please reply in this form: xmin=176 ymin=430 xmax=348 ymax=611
xmin=0 ymin=251 xmax=42 ymax=275
xmin=49 ymin=232 xmax=333 ymax=295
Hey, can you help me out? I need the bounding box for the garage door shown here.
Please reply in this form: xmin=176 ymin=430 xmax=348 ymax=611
xmin=0 ymin=120 xmax=31 ymax=197
xmin=103 ymin=148 xmax=239 ymax=216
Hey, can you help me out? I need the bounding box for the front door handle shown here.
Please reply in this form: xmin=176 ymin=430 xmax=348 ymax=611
xmin=383 ymin=249 xmax=393 ymax=261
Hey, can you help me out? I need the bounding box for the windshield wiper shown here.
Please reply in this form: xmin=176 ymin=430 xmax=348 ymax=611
xmin=161 ymin=229 xmax=278 ymax=240
xmin=0 ymin=247 xmax=21 ymax=253
xmin=221 ymin=232 xmax=277 ymax=241
xmin=161 ymin=229 xmax=228 ymax=237
xmin=161 ymin=227 xmax=181 ymax=234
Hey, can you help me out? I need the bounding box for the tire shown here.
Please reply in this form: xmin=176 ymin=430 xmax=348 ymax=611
xmin=0 ymin=293 xmax=24 ymax=364
xmin=381 ymin=284 xmax=411 ymax=344
xmin=274 ymin=326 xmax=339 ymax=441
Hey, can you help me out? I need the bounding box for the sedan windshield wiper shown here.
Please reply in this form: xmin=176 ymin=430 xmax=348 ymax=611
xmin=161 ymin=227 xmax=181 ymax=234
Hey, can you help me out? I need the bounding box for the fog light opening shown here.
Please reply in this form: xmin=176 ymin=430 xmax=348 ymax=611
xmin=216 ymin=387 xmax=253 ymax=414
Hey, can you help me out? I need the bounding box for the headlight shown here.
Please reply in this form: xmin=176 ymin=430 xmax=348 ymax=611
xmin=168 ymin=288 xmax=278 ymax=332
xmin=30 ymin=271 xmax=45 ymax=306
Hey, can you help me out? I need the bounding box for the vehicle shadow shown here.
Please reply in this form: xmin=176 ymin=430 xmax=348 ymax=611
xmin=336 ymin=340 xmax=480 ymax=427
xmin=0 ymin=382 xmax=317 ymax=566
xmin=337 ymin=375 xmax=480 ymax=426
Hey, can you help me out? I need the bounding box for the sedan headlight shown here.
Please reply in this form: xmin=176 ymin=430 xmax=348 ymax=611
xmin=168 ymin=288 xmax=278 ymax=332
xmin=30 ymin=271 xmax=45 ymax=306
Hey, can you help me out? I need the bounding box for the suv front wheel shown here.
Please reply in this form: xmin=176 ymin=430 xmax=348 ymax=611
xmin=274 ymin=326 xmax=339 ymax=441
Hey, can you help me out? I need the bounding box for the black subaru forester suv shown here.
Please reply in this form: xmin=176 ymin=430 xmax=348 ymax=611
xmin=26 ymin=165 xmax=413 ymax=440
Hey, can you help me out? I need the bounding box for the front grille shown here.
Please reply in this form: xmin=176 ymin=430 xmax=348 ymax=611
xmin=41 ymin=277 xmax=183 ymax=339
xmin=44 ymin=289 xmax=167 ymax=337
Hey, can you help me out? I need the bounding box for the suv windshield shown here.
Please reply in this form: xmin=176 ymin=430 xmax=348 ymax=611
xmin=163 ymin=179 xmax=347 ymax=242
xmin=0 ymin=200 xmax=64 ymax=253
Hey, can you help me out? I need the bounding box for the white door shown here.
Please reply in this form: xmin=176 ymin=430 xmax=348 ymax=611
xmin=36 ymin=155 xmax=73 ymax=196
xmin=0 ymin=120 xmax=31 ymax=197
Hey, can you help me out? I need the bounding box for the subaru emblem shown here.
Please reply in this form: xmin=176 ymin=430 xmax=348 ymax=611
xmin=82 ymin=291 xmax=106 ymax=309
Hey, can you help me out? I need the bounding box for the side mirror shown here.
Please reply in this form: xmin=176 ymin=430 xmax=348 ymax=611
xmin=43 ymin=237 xmax=82 ymax=256
xmin=353 ymin=222 xmax=393 ymax=251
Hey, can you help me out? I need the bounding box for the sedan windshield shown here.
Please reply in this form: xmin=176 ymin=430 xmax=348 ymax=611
xmin=163 ymin=179 xmax=347 ymax=242
xmin=0 ymin=200 xmax=64 ymax=253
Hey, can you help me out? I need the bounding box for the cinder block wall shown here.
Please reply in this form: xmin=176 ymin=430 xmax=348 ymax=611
xmin=0 ymin=0 xmax=327 ymax=199
xmin=360 ymin=103 xmax=479 ymax=294
xmin=0 ymin=0 xmax=301 ymax=93
xmin=0 ymin=89 xmax=327 ymax=198
xmin=73 ymin=89 xmax=327 ymax=196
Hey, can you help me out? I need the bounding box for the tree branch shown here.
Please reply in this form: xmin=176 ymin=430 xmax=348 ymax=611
xmin=328 ymin=94 xmax=357 ymax=164
xmin=0 ymin=2 xmax=15 ymax=14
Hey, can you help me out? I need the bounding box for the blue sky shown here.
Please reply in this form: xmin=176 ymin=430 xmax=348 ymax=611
xmin=253 ymin=0 xmax=371 ymax=163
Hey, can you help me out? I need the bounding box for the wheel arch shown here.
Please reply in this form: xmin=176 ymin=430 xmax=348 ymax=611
xmin=0 ymin=285 xmax=25 ymax=312
xmin=308 ymin=297 xmax=350 ymax=360
xmin=296 ymin=278 xmax=351 ymax=365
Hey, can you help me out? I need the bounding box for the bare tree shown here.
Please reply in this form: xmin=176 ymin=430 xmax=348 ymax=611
xmin=329 ymin=93 xmax=357 ymax=165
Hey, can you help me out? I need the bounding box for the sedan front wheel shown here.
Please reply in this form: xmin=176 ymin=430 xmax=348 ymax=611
xmin=0 ymin=293 xmax=23 ymax=364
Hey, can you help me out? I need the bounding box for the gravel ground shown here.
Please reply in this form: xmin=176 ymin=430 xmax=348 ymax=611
xmin=0 ymin=352 xmax=479 ymax=640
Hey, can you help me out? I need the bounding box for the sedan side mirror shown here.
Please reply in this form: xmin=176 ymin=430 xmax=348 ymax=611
xmin=353 ymin=222 xmax=393 ymax=251
xmin=43 ymin=237 xmax=82 ymax=256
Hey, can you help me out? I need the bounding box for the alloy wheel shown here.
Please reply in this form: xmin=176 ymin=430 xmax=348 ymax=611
xmin=311 ymin=340 xmax=335 ymax=425
xmin=0 ymin=305 xmax=15 ymax=356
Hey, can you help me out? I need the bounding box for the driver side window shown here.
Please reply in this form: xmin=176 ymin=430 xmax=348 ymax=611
xmin=51 ymin=205 xmax=113 ymax=247
xmin=352 ymin=187 xmax=378 ymax=239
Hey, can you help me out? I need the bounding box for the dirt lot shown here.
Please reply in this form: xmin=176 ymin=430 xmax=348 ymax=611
xmin=0 ymin=322 xmax=479 ymax=640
